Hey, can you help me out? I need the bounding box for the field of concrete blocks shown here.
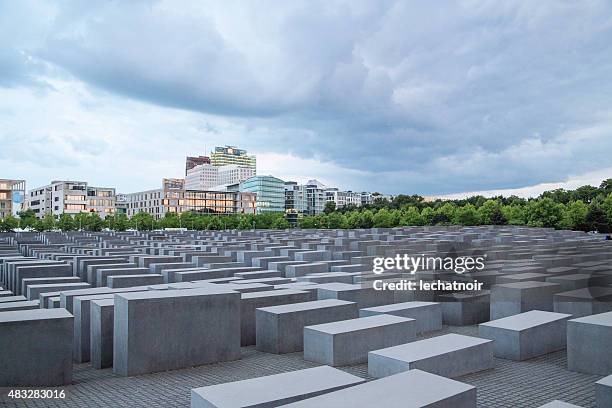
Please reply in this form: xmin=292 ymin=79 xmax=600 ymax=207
xmin=1 ymin=226 xmax=612 ymax=407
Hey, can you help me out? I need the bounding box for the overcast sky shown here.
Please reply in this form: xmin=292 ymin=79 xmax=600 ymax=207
xmin=1 ymin=0 xmax=612 ymax=197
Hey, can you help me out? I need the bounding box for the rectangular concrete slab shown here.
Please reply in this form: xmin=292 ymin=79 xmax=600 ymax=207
xmin=113 ymin=287 xmax=241 ymax=376
xmin=368 ymin=333 xmax=493 ymax=379
xmin=191 ymin=366 xmax=364 ymax=408
xmin=304 ymin=314 xmax=416 ymax=366
xmin=276 ymin=369 xmax=476 ymax=408
xmin=0 ymin=309 xmax=73 ymax=386
xmin=255 ymin=299 xmax=359 ymax=353
xmin=479 ymin=310 xmax=571 ymax=360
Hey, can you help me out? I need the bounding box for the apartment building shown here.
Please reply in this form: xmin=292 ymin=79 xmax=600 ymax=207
xmin=126 ymin=178 xmax=256 ymax=219
xmin=27 ymin=180 xmax=116 ymax=218
xmin=283 ymin=179 xmax=327 ymax=216
xmin=325 ymin=188 xmax=362 ymax=209
xmin=0 ymin=179 xmax=26 ymax=219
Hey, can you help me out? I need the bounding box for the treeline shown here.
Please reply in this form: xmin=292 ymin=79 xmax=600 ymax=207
xmin=314 ymin=178 xmax=612 ymax=233
xmin=1 ymin=179 xmax=611 ymax=233
xmin=0 ymin=209 xmax=290 ymax=232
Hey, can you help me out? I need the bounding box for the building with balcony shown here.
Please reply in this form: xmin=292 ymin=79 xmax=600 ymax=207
xmin=325 ymin=188 xmax=362 ymax=209
xmin=239 ymin=175 xmax=285 ymax=213
xmin=0 ymin=179 xmax=26 ymax=219
xmin=126 ymin=178 xmax=256 ymax=219
xmin=27 ymin=180 xmax=116 ymax=219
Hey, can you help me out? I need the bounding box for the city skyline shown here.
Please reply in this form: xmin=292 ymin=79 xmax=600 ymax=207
xmin=1 ymin=1 xmax=612 ymax=197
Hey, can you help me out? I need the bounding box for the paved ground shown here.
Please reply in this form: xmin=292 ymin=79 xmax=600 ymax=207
xmin=0 ymin=325 xmax=602 ymax=408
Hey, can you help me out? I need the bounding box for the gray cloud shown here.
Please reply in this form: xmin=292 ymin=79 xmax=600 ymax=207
xmin=2 ymin=0 xmax=612 ymax=194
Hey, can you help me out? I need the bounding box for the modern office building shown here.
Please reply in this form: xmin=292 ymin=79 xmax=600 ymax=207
xmin=185 ymin=155 xmax=211 ymax=174
xmin=126 ymin=178 xmax=256 ymax=219
xmin=239 ymin=176 xmax=285 ymax=213
xmin=210 ymin=146 xmax=256 ymax=171
xmin=27 ymin=181 xmax=116 ymax=218
xmin=185 ymin=163 xmax=255 ymax=190
xmin=0 ymin=179 xmax=26 ymax=219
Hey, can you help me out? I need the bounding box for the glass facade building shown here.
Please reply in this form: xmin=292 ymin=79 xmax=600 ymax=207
xmin=240 ymin=175 xmax=285 ymax=213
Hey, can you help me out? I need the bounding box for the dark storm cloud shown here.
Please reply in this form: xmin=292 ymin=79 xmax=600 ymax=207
xmin=3 ymin=0 xmax=612 ymax=194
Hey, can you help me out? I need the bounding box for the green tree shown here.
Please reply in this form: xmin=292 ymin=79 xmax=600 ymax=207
xmin=432 ymin=203 xmax=455 ymax=225
xmin=372 ymin=208 xmax=394 ymax=228
xmin=358 ymin=210 xmax=374 ymax=228
xmin=57 ymin=213 xmax=75 ymax=231
xmin=478 ymin=200 xmax=505 ymax=225
xmin=299 ymin=216 xmax=319 ymax=229
xmin=585 ymin=202 xmax=610 ymax=233
xmin=599 ymin=179 xmax=612 ymax=196
xmin=130 ymin=211 xmax=156 ymax=231
xmin=603 ymin=194 xmax=612 ymax=226
xmin=325 ymin=212 xmax=348 ymax=229
xmin=453 ymin=204 xmax=480 ymax=226
xmin=107 ymin=213 xmax=130 ymax=231
xmin=86 ymin=213 xmax=104 ymax=231
xmin=271 ymin=216 xmax=290 ymax=229
xmin=0 ymin=215 xmax=18 ymax=232
xmin=573 ymin=185 xmax=600 ymax=204
xmin=41 ymin=213 xmax=56 ymax=231
xmin=17 ymin=209 xmax=37 ymax=229
xmin=559 ymin=201 xmax=589 ymax=231
xmin=502 ymin=205 xmax=525 ymax=225
xmin=323 ymin=201 xmax=336 ymax=214
xmin=421 ymin=207 xmax=435 ymax=225
xmin=400 ymin=206 xmax=424 ymax=226
xmin=524 ymin=198 xmax=563 ymax=228
xmin=160 ymin=212 xmax=181 ymax=229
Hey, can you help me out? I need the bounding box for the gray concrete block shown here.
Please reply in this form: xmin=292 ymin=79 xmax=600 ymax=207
xmin=97 ymin=267 xmax=150 ymax=287
xmin=479 ymin=310 xmax=571 ymax=360
xmin=553 ymin=287 xmax=612 ymax=318
xmin=0 ymin=309 xmax=73 ymax=386
xmin=276 ymin=369 xmax=476 ymax=408
xmin=360 ymin=301 xmax=442 ymax=333
xmin=240 ymin=289 xmax=312 ymax=346
xmin=107 ymin=274 xmax=164 ymax=288
xmin=317 ymin=283 xmax=394 ymax=308
xmin=90 ymin=298 xmax=114 ymax=369
xmin=27 ymin=282 xmax=91 ymax=301
xmin=21 ymin=276 xmax=80 ymax=298
xmin=567 ymin=311 xmax=612 ymax=375
xmin=491 ymin=281 xmax=562 ymax=319
xmin=368 ymin=333 xmax=493 ymax=379
xmin=596 ymin=374 xmax=612 ymax=408
xmin=113 ymin=287 xmax=241 ymax=376
xmin=0 ymin=300 xmax=40 ymax=311
xmin=438 ymin=291 xmax=490 ymax=325
xmin=73 ymin=294 xmax=115 ymax=363
xmin=191 ymin=366 xmax=364 ymax=408
xmin=255 ymin=299 xmax=359 ymax=353
xmin=304 ymin=315 xmax=416 ymax=366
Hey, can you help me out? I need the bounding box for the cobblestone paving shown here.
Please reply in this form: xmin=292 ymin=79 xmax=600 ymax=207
xmin=0 ymin=325 xmax=603 ymax=408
